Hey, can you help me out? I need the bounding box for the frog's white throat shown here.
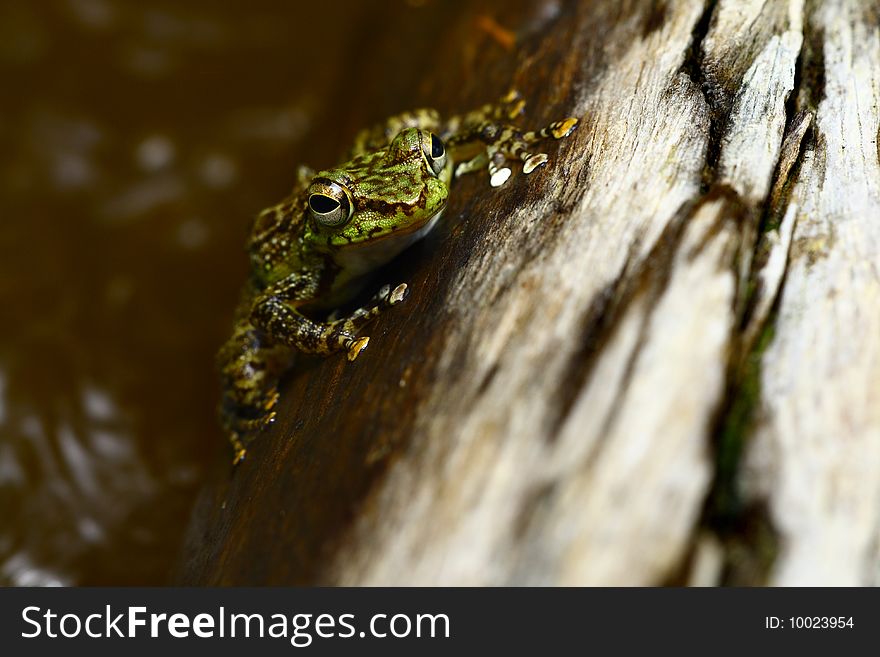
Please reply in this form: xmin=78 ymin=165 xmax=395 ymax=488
xmin=332 ymin=209 xmax=445 ymax=281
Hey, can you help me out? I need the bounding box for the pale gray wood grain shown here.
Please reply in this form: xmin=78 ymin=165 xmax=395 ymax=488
xmin=327 ymin=0 xmax=880 ymax=586
xmin=744 ymin=0 xmax=880 ymax=586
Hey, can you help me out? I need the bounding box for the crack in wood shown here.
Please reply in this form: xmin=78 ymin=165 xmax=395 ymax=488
xmin=680 ymin=0 xmax=724 ymax=188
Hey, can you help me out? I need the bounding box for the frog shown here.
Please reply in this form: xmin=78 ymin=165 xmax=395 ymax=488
xmin=217 ymin=90 xmax=578 ymax=463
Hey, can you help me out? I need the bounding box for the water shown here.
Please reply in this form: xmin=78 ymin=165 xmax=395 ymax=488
xmin=0 ymin=0 xmax=369 ymax=585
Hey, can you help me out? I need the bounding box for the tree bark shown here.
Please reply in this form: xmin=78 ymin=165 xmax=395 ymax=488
xmin=177 ymin=0 xmax=880 ymax=586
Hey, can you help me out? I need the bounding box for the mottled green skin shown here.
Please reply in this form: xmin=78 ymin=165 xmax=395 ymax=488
xmin=248 ymin=127 xmax=451 ymax=309
xmin=219 ymin=92 xmax=578 ymax=462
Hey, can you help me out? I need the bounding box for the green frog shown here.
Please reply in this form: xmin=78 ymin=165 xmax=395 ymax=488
xmin=218 ymin=91 xmax=577 ymax=463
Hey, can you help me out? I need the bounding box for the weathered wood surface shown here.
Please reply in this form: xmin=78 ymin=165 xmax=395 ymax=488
xmin=178 ymin=0 xmax=880 ymax=585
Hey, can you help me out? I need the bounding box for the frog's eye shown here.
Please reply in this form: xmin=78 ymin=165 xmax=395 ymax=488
xmin=421 ymin=131 xmax=447 ymax=177
xmin=307 ymin=182 xmax=353 ymax=227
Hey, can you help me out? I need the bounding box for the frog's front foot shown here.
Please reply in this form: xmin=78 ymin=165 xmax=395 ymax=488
xmin=341 ymin=283 xmax=408 ymax=362
xmin=487 ymin=117 xmax=579 ymax=186
xmin=452 ymin=95 xmax=579 ymax=187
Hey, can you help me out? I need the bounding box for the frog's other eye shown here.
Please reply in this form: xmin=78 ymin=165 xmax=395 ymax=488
xmin=307 ymin=182 xmax=353 ymax=227
xmin=421 ymin=131 xmax=447 ymax=177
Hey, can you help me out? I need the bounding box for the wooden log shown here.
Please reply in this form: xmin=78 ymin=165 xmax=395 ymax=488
xmin=178 ymin=0 xmax=880 ymax=586
xmin=742 ymin=1 xmax=880 ymax=586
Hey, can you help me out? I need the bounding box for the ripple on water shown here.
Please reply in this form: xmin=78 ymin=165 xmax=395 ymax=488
xmin=0 ymin=365 xmax=163 ymax=585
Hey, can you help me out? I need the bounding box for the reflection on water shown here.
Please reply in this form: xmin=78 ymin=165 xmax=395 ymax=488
xmin=1 ymin=371 xmax=162 ymax=586
xmin=0 ymin=0 xmax=375 ymax=585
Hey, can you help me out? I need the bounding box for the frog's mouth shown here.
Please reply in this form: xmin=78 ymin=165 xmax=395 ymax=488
xmin=382 ymin=200 xmax=447 ymax=239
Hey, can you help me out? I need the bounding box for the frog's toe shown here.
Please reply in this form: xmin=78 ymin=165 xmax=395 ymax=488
xmin=501 ymin=89 xmax=525 ymax=119
xmin=389 ymin=283 xmax=408 ymax=305
xmin=501 ymin=89 xmax=520 ymax=104
xmin=490 ymin=166 xmax=512 ymax=187
xmin=347 ymin=336 xmax=370 ymax=361
xmin=552 ymin=117 xmax=579 ymax=139
xmin=505 ymin=99 xmax=525 ymax=120
xmin=231 ymin=436 xmax=248 ymax=465
xmin=523 ymin=153 xmax=549 ymax=174
xmin=263 ymin=389 xmax=280 ymax=411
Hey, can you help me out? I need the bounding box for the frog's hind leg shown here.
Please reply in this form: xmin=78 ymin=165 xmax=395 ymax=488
xmin=350 ymin=109 xmax=443 ymax=155
xmin=443 ymin=88 xmax=526 ymax=135
xmin=217 ymin=314 xmax=291 ymax=464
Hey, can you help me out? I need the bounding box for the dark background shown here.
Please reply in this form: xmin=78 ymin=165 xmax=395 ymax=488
xmin=0 ymin=0 xmax=558 ymax=585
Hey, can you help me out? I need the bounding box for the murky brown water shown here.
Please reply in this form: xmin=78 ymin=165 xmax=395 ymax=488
xmin=0 ymin=0 xmax=366 ymax=586
xmin=0 ymin=0 xmax=538 ymax=585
